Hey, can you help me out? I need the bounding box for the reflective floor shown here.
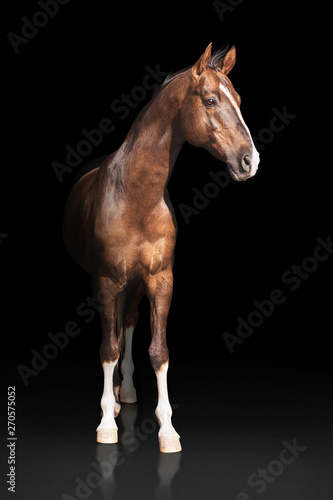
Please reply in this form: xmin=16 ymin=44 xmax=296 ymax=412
xmin=8 ymin=361 xmax=333 ymax=500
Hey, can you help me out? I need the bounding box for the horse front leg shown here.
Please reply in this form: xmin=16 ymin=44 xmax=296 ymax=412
xmin=93 ymin=275 xmax=121 ymax=444
xmin=144 ymin=266 xmax=181 ymax=453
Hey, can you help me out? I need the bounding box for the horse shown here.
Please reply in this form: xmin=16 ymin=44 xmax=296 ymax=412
xmin=63 ymin=43 xmax=260 ymax=453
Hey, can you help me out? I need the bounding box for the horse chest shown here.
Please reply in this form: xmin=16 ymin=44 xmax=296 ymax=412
xmin=94 ymin=199 xmax=176 ymax=283
xmin=97 ymin=230 xmax=174 ymax=285
xmin=140 ymin=237 xmax=171 ymax=276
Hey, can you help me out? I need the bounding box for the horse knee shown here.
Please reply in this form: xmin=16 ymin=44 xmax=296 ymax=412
xmin=149 ymin=342 xmax=169 ymax=372
xmin=100 ymin=340 xmax=120 ymax=364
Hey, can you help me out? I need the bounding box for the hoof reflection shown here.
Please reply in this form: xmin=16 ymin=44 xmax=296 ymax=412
xmin=118 ymin=402 xmax=139 ymax=456
xmin=155 ymin=451 xmax=182 ymax=499
xmin=95 ymin=443 xmax=119 ymax=500
xmin=95 ymin=403 xmax=182 ymax=499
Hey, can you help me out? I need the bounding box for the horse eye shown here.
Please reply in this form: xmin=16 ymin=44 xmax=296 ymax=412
xmin=205 ymin=98 xmax=216 ymax=107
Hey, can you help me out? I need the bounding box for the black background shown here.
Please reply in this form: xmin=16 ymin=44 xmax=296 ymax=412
xmin=2 ymin=2 xmax=332 ymax=500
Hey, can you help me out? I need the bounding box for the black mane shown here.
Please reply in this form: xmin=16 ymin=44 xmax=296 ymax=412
xmin=73 ymin=45 xmax=232 ymax=185
xmin=153 ymin=44 xmax=230 ymax=97
xmin=208 ymin=44 xmax=230 ymax=69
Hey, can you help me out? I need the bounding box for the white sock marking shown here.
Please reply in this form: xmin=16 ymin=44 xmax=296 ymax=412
xmin=155 ymin=362 xmax=179 ymax=437
xmin=97 ymin=359 xmax=118 ymax=430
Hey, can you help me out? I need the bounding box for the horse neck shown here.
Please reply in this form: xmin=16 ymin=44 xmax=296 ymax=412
xmin=111 ymin=73 xmax=190 ymax=208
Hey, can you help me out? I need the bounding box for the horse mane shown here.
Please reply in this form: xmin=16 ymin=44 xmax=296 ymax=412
xmin=208 ymin=44 xmax=230 ymax=69
xmin=71 ymin=45 xmax=232 ymax=175
xmin=120 ymin=44 xmax=231 ymax=155
xmin=153 ymin=44 xmax=230 ymax=98
xmin=152 ymin=67 xmax=191 ymax=97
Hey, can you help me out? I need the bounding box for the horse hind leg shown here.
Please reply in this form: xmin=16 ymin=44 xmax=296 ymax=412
xmin=120 ymin=327 xmax=136 ymax=403
xmin=113 ymin=361 xmax=122 ymax=417
xmin=120 ymin=281 xmax=145 ymax=403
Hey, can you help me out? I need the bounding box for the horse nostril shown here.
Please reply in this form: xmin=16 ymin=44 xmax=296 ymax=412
xmin=242 ymin=155 xmax=251 ymax=172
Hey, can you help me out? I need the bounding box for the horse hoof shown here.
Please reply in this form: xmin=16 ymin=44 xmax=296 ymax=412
xmin=158 ymin=434 xmax=182 ymax=453
xmin=120 ymin=389 xmax=137 ymax=403
xmin=97 ymin=427 xmax=118 ymax=444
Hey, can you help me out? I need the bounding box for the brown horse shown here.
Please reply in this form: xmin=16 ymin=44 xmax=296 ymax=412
xmin=63 ymin=43 xmax=259 ymax=453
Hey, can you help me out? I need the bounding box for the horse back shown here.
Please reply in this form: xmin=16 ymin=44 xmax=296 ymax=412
xmin=73 ymin=155 xmax=109 ymax=185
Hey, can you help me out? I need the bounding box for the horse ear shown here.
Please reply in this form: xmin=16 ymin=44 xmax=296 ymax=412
xmin=192 ymin=43 xmax=213 ymax=78
xmin=218 ymin=45 xmax=236 ymax=75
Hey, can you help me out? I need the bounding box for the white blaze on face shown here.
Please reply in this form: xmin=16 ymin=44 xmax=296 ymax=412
xmin=219 ymin=82 xmax=260 ymax=175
